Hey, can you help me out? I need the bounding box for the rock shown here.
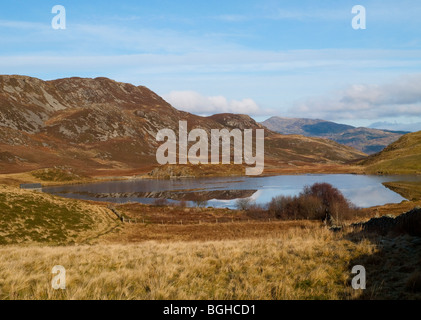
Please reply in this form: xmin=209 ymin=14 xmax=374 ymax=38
xmin=354 ymin=207 xmax=421 ymax=237
xmin=358 ymin=215 xmax=397 ymax=235
xmin=394 ymin=208 xmax=421 ymax=237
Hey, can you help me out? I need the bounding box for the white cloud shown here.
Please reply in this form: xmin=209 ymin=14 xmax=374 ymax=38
xmin=268 ymin=8 xmax=347 ymax=21
xmin=0 ymin=20 xmax=47 ymax=30
xmin=289 ymin=74 xmax=421 ymax=121
xmin=369 ymin=121 xmax=421 ymax=132
xmin=163 ymin=90 xmax=271 ymax=116
xmin=2 ymin=49 xmax=421 ymax=76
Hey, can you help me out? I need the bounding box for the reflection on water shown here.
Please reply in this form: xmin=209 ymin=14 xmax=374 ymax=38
xmin=42 ymin=174 xmax=421 ymax=209
xmin=52 ymin=189 xmax=257 ymax=201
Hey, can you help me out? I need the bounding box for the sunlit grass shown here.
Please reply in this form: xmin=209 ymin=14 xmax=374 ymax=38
xmin=0 ymin=227 xmax=374 ymax=300
xmin=0 ymin=185 xmax=117 ymax=245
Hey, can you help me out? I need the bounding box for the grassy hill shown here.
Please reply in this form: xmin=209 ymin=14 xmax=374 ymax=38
xmin=361 ymin=131 xmax=421 ymax=174
xmin=383 ymin=181 xmax=421 ymax=201
xmin=0 ymin=185 xmax=119 ymax=245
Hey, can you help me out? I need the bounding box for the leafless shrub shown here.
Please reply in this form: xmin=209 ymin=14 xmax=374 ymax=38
xmin=245 ymin=203 xmax=269 ymax=219
xmin=190 ymin=193 xmax=208 ymax=208
xmin=268 ymin=183 xmax=360 ymax=223
xmin=235 ymin=197 xmax=255 ymax=211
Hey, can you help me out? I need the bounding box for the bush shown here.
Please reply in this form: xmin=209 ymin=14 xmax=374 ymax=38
xmin=301 ymin=183 xmax=356 ymax=223
xmin=268 ymin=194 xmax=323 ymax=220
xmin=268 ymin=195 xmax=294 ymax=220
xmin=193 ymin=199 xmax=208 ymax=207
xmin=244 ymin=203 xmax=269 ymax=219
xmin=190 ymin=194 xmax=208 ymax=208
xmin=268 ymin=183 xmax=358 ymax=223
xmin=235 ymin=198 xmax=255 ymax=211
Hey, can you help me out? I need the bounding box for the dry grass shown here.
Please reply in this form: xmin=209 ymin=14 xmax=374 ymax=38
xmin=0 ymin=227 xmax=375 ymax=300
xmin=0 ymin=185 xmax=119 ymax=245
xmin=105 ymin=220 xmax=320 ymax=243
xmin=383 ymin=181 xmax=421 ymax=201
xmin=361 ymin=131 xmax=421 ymax=175
xmin=119 ymin=202 xmax=249 ymax=225
xmin=1 ymin=182 xmax=419 ymax=300
xmin=358 ymin=200 xmax=421 ymax=222
xmin=0 ymin=171 xmax=93 ymax=187
xmin=352 ymin=234 xmax=421 ymax=300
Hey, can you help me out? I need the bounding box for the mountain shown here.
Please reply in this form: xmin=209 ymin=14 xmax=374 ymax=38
xmin=262 ymin=116 xmax=409 ymax=154
xmin=0 ymin=75 xmax=366 ymax=176
xmin=359 ymin=131 xmax=421 ymax=174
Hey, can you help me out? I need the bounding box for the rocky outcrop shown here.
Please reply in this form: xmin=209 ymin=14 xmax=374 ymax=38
xmin=353 ymin=207 xmax=421 ymax=236
xmin=394 ymin=207 xmax=421 ymax=236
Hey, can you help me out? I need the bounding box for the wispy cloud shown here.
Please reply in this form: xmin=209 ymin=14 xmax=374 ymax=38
xmin=0 ymin=18 xmax=239 ymax=55
xmin=289 ymin=74 xmax=421 ymax=121
xmin=163 ymin=90 xmax=274 ymax=116
xmin=2 ymin=49 xmax=421 ymax=74
xmin=214 ymin=14 xmax=250 ymax=22
xmin=369 ymin=121 xmax=421 ymax=132
xmin=0 ymin=19 xmax=48 ymax=30
xmin=268 ymin=8 xmax=348 ymax=21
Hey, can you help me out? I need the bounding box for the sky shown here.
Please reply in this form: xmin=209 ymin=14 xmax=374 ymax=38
xmin=1 ymin=0 xmax=421 ymax=131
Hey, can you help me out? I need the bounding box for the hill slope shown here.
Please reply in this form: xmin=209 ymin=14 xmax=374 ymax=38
xmin=0 ymin=75 xmax=365 ymax=176
xmin=0 ymin=184 xmax=117 ymax=245
xmin=360 ymin=131 xmax=421 ymax=174
xmin=262 ymin=116 xmax=408 ymax=154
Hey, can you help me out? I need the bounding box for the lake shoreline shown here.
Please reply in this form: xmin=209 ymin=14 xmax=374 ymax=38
xmin=1 ymin=163 xmax=420 ymax=190
xmin=40 ymin=173 xmax=421 ymax=210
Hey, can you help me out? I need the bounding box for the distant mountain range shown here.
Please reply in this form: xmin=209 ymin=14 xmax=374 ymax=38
xmin=261 ymin=116 xmax=409 ymax=154
xmin=0 ymin=75 xmax=365 ymax=176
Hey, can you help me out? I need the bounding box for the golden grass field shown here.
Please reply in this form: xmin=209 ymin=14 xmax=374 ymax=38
xmin=0 ymin=227 xmax=376 ymax=300
xmin=0 ymin=175 xmax=420 ymax=300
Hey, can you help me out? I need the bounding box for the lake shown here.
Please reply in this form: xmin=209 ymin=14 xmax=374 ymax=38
xmin=42 ymin=174 xmax=421 ymax=209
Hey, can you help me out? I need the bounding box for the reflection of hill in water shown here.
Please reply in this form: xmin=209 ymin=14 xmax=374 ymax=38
xmin=57 ymin=189 xmax=257 ymax=201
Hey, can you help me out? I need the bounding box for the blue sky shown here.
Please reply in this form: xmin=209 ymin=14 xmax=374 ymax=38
xmin=1 ymin=0 xmax=421 ymax=130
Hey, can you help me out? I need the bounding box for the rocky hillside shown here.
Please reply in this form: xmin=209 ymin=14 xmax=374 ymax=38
xmin=0 ymin=75 xmax=366 ymax=176
xmin=262 ymin=116 xmax=408 ymax=154
xmin=360 ymin=131 xmax=421 ymax=174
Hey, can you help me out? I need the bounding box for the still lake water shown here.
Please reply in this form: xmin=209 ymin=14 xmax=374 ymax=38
xmin=42 ymin=174 xmax=421 ymax=209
